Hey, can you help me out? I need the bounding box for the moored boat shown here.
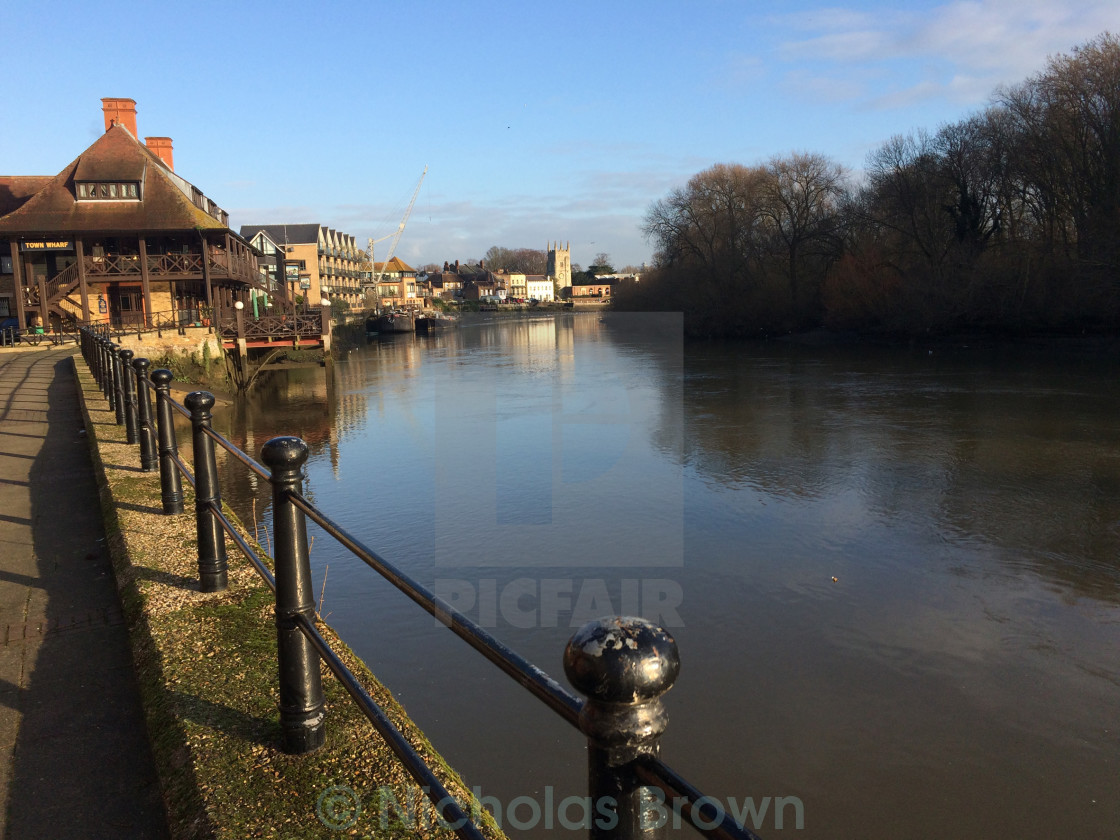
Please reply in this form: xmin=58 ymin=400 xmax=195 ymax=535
xmin=415 ymin=314 xmax=458 ymax=333
xmin=367 ymin=312 xmax=415 ymax=333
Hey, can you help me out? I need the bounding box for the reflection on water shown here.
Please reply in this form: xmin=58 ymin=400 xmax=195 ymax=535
xmin=208 ymin=315 xmax=1120 ymax=839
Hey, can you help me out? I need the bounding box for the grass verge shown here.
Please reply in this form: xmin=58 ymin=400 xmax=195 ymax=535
xmin=72 ymin=358 xmax=506 ymax=840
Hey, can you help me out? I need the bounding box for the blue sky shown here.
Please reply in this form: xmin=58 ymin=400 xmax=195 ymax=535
xmin=2 ymin=0 xmax=1117 ymax=269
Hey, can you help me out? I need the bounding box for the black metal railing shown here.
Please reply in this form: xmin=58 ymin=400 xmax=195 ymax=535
xmin=77 ymin=325 xmax=765 ymax=840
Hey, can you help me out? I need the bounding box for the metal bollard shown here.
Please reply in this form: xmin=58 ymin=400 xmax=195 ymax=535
xmin=184 ymin=391 xmax=228 ymax=593
xmin=564 ymin=617 xmax=680 ymax=840
xmin=261 ymin=436 xmax=326 ymax=755
xmin=101 ymin=337 xmax=114 ymax=405
xmin=133 ymin=357 xmax=158 ymax=472
xmin=111 ymin=344 xmax=125 ymax=424
xmin=151 ymin=369 xmax=184 ymax=515
xmin=106 ymin=338 xmax=115 ymax=398
xmin=119 ymin=348 xmax=139 ymax=444
xmin=93 ymin=331 xmax=103 ymax=389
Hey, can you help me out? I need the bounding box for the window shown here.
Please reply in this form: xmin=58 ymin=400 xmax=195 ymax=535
xmin=76 ymin=181 xmax=140 ymax=201
xmin=0 ymin=255 xmax=11 ymax=274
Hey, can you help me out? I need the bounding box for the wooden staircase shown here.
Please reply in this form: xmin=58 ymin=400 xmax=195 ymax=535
xmin=26 ymin=261 xmax=83 ymax=321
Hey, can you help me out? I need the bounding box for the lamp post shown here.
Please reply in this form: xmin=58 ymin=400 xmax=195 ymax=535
xmin=232 ymin=300 xmax=246 ymax=356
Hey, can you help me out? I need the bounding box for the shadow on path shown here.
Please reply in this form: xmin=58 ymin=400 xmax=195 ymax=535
xmin=2 ymin=353 xmax=169 ymax=839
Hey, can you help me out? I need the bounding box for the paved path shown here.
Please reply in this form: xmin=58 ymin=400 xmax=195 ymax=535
xmin=0 ymin=347 xmax=168 ymax=839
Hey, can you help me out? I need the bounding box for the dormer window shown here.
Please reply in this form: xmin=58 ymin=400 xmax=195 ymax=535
xmin=77 ymin=181 xmax=140 ymax=200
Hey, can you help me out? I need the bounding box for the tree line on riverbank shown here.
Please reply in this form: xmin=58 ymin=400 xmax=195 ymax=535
xmin=615 ymin=33 xmax=1120 ymax=338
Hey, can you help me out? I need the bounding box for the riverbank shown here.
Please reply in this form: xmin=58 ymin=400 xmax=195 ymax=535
xmin=72 ymin=358 xmax=503 ymax=839
xmin=767 ymin=324 xmax=1120 ymax=359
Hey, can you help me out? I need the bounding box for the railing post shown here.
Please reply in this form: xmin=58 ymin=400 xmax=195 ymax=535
xmin=564 ymin=618 xmax=680 ymax=840
xmin=119 ymin=348 xmax=139 ymax=444
xmin=151 ymin=369 xmax=184 ymax=515
xmin=261 ymin=436 xmax=326 ymax=755
xmin=111 ymin=344 xmax=125 ymax=425
xmin=95 ymin=330 xmax=104 ymax=389
xmin=101 ymin=336 xmax=113 ymax=405
xmin=133 ymin=357 xmax=158 ymax=472
xmin=184 ymin=391 xmax=228 ymax=593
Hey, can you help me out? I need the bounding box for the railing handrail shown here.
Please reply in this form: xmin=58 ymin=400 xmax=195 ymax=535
xmin=79 ymin=325 xmax=762 ymax=840
xmin=287 ymin=490 xmax=584 ymax=727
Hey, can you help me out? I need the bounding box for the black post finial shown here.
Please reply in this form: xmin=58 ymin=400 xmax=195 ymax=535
xmin=261 ymin=436 xmax=325 ymax=754
xmin=133 ymin=357 xmax=158 ymax=472
xmin=150 ymin=369 xmax=184 ymax=514
xmin=565 ymin=617 xmax=680 ymax=840
xmin=111 ymin=344 xmax=126 ymax=424
xmin=119 ymin=348 xmax=139 ymax=444
xmin=185 ymin=391 xmax=228 ymax=592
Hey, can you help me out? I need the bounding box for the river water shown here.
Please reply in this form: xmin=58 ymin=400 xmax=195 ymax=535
xmin=208 ymin=312 xmax=1119 ymax=838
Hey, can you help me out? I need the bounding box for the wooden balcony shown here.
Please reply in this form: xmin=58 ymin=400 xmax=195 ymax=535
xmin=82 ymin=249 xmax=258 ymax=284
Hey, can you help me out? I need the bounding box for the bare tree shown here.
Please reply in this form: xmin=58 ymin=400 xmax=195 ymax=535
xmin=998 ymin=32 xmax=1120 ymax=266
xmin=762 ymin=152 xmax=847 ymax=310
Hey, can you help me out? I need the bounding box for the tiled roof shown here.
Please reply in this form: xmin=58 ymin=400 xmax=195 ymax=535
xmin=239 ymin=224 xmax=323 ymax=246
xmin=0 ymin=177 xmax=52 ymax=217
xmin=0 ymin=125 xmax=225 ymax=234
xmin=373 ymin=256 xmax=416 ymax=273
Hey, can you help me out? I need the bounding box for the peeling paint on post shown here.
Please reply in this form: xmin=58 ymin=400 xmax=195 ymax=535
xmin=564 ymin=617 xmax=680 ymax=840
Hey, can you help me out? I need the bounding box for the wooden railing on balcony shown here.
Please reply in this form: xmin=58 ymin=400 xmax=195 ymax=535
xmin=79 ymin=250 xmax=258 ymax=284
xmin=207 ymin=249 xmax=257 ymax=282
xmin=85 ymin=254 xmax=146 ymax=276
xmin=146 ymin=253 xmax=203 ymax=274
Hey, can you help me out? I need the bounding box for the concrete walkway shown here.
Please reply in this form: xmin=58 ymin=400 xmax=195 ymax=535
xmin=0 ymin=346 xmax=168 ymax=839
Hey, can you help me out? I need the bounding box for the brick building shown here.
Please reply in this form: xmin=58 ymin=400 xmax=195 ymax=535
xmin=0 ymin=98 xmax=269 ymax=330
xmin=239 ymin=224 xmax=365 ymax=310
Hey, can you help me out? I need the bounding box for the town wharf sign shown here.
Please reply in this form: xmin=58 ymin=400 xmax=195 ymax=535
xmin=20 ymin=239 xmax=75 ymax=251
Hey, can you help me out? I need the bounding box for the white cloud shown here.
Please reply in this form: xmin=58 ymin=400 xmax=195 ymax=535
xmin=774 ymin=0 xmax=1120 ymax=108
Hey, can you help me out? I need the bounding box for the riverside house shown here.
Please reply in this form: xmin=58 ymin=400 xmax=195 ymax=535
xmin=370 ymin=256 xmax=420 ymax=310
xmin=239 ymin=224 xmax=365 ymax=311
xmin=0 ymin=98 xmax=271 ymax=332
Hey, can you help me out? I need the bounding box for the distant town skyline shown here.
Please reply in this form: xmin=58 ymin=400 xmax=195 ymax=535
xmin=3 ymin=0 xmax=1117 ymax=269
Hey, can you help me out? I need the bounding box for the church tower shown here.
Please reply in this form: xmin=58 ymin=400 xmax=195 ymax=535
xmin=546 ymin=241 xmax=571 ymax=289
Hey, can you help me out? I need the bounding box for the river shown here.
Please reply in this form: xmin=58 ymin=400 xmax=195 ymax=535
xmin=207 ymin=312 xmax=1120 ymax=838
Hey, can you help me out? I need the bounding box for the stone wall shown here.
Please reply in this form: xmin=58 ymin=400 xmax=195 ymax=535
xmin=112 ymin=326 xmax=223 ymax=359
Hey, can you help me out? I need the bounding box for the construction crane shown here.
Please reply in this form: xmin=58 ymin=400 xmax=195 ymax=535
xmin=367 ymin=166 xmax=427 ymax=300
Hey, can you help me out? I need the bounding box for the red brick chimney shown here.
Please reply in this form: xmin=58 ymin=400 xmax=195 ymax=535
xmin=101 ymin=98 xmax=137 ymax=135
xmin=145 ymin=137 xmax=174 ymax=171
